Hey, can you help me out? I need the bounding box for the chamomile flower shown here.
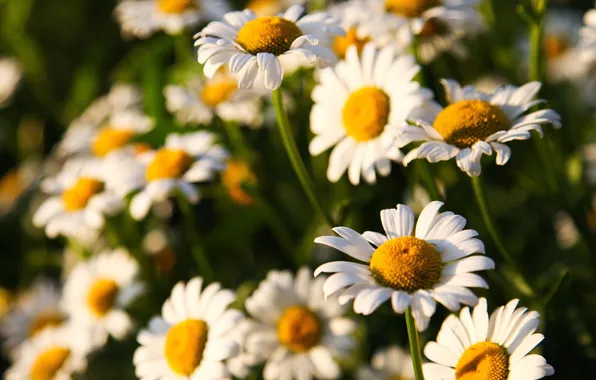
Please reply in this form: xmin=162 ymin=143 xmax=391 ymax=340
xmin=357 ymin=346 xmax=415 ymax=380
xmin=242 ymin=268 xmax=357 ymax=379
xmin=164 ymin=71 xmax=263 ymax=127
xmin=5 ymin=325 xmax=93 ymax=380
xmin=246 ymin=0 xmax=305 ymax=17
xmin=195 ymin=5 xmax=344 ymax=90
xmin=0 ymin=57 xmax=22 ymax=106
xmin=423 ymin=298 xmax=554 ymax=380
xmin=397 ymin=79 xmax=562 ymax=176
xmin=32 ymin=158 xmax=125 ymax=243
xmin=133 ymin=277 xmax=243 ymax=380
xmin=309 ymin=43 xmax=434 ymax=185
xmin=61 ymin=248 xmax=143 ymax=345
xmin=74 ymin=83 xmax=143 ymax=126
xmin=579 ymin=4 xmax=596 ymax=63
xmin=116 ymin=0 xmax=229 ymax=39
xmin=315 ymin=201 xmax=494 ymax=331
xmin=0 ymin=278 xmax=67 ymax=356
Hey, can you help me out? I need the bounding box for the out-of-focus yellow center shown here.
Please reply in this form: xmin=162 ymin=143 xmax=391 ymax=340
xmin=342 ymin=86 xmax=390 ymax=142
xmin=277 ymin=305 xmax=322 ymax=352
xmin=418 ymin=18 xmax=447 ymax=37
xmin=158 ymin=0 xmax=195 ymax=14
xmin=237 ymin=16 xmax=303 ymax=55
xmin=455 ymin=342 xmax=509 ymax=380
xmin=201 ymin=78 xmax=238 ymax=107
xmin=543 ymin=34 xmax=569 ymax=60
xmin=28 ymin=312 xmax=66 ymax=338
xmin=389 ymin=377 xmax=407 ymax=380
xmin=30 ymin=347 xmax=71 ymax=380
xmin=0 ymin=170 xmax=24 ymax=205
xmin=247 ymin=0 xmax=281 ymax=17
xmin=369 ymin=236 xmax=442 ymax=292
xmin=385 ymin=0 xmax=441 ymax=18
xmin=86 ymin=279 xmax=119 ymax=317
xmin=164 ymin=319 xmax=209 ymax=376
xmin=0 ymin=288 xmax=11 ymax=318
xmin=91 ymin=127 xmax=136 ymax=157
xmin=433 ymin=100 xmax=511 ymax=149
xmin=221 ymin=160 xmax=257 ymax=206
xmin=62 ymin=177 xmax=104 ymax=212
xmin=145 ymin=149 xmax=193 ymax=181
xmin=333 ymin=27 xmax=371 ymax=59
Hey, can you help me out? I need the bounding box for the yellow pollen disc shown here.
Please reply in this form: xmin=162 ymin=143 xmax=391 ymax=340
xmin=277 ymin=306 xmax=322 ymax=353
xmin=418 ymin=18 xmax=447 ymax=37
xmin=157 ymin=0 xmax=195 ymax=14
xmin=28 ymin=312 xmax=65 ymax=338
xmin=91 ymin=127 xmax=136 ymax=157
xmin=433 ymin=100 xmax=511 ymax=149
xmin=246 ymin=0 xmax=281 ymax=17
xmin=333 ymin=27 xmax=371 ymax=59
xmin=86 ymin=279 xmax=119 ymax=317
xmin=30 ymin=347 xmax=71 ymax=380
xmin=62 ymin=177 xmax=104 ymax=212
xmin=221 ymin=160 xmax=257 ymax=206
xmin=342 ymin=86 xmax=390 ymax=142
xmin=0 ymin=170 xmax=25 ymax=204
xmin=164 ymin=319 xmax=209 ymax=376
xmin=201 ymin=78 xmax=238 ymax=107
xmin=455 ymin=342 xmax=510 ymax=380
xmin=369 ymin=236 xmax=442 ymax=292
xmin=385 ymin=0 xmax=441 ymax=18
xmin=236 ymin=16 xmax=303 ymax=56
xmin=145 ymin=149 xmax=193 ymax=182
xmin=543 ymin=34 xmax=569 ymax=60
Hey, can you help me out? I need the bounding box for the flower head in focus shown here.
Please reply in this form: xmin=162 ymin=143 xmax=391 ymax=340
xmin=315 ymin=201 xmax=494 ymax=331
xmin=0 ymin=57 xmax=22 ymax=106
xmin=357 ymin=346 xmax=414 ymax=380
xmin=579 ymin=4 xmax=596 ymax=63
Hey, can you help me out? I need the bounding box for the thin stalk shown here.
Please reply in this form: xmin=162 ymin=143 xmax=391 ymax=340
xmin=529 ymin=22 xmax=544 ymax=83
xmin=470 ymin=176 xmax=535 ymax=297
xmin=176 ymin=193 xmax=214 ymax=282
xmin=271 ymin=89 xmax=334 ymax=228
xmin=417 ymin=161 xmax=442 ymax=201
xmin=405 ymin=307 xmax=425 ymax=380
xmin=258 ymin=196 xmax=298 ymax=268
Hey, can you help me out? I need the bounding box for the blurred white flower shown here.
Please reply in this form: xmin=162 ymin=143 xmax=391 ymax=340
xmin=0 ymin=159 xmax=41 ymax=215
xmin=423 ymin=298 xmax=554 ymax=380
xmin=553 ymin=211 xmax=580 ymax=250
xmin=133 ymin=277 xmax=243 ymax=379
xmin=357 ymin=346 xmax=415 ymax=380
xmin=579 ymin=4 xmax=596 ymax=63
xmin=315 ymin=201 xmax=494 ymax=331
xmin=397 ymin=79 xmax=561 ymax=176
xmin=195 ymin=5 xmax=344 ymax=90
xmin=246 ymin=0 xmax=305 ymax=17
xmin=0 ymin=57 xmax=22 ymax=106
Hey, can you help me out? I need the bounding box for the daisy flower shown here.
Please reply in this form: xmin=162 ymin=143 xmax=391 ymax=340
xmin=397 ymin=79 xmax=562 ymax=176
xmin=423 ymin=298 xmax=554 ymax=380
xmin=1 ymin=278 xmax=67 ymax=356
xmin=357 ymin=346 xmax=415 ymax=380
xmin=579 ymin=4 xmax=596 ymax=63
xmin=241 ymin=268 xmax=357 ymax=379
xmin=221 ymin=159 xmax=258 ymax=205
xmin=195 ymin=5 xmax=344 ymax=90
xmin=5 ymin=325 xmax=94 ymax=380
xmin=0 ymin=57 xmax=22 ymax=106
xmin=164 ymin=70 xmax=263 ymax=127
xmin=315 ymin=201 xmax=494 ymax=331
xmin=0 ymin=159 xmax=41 ymax=215
xmin=115 ymin=0 xmax=229 ymax=39
xmin=246 ymin=0 xmax=305 ymax=17
xmin=133 ymin=277 xmax=243 ymax=379
xmin=309 ymin=43 xmax=435 ymax=185
xmin=61 ymin=248 xmax=144 ymax=345
xmin=74 ymin=83 xmax=143 ymax=126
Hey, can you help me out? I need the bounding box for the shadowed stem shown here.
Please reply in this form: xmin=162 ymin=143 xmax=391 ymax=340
xmin=417 ymin=160 xmax=443 ymax=201
xmin=271 ymin=89 xmax=334 ymax=228
xmin=405 ymin=307 xmax=425 ymax=380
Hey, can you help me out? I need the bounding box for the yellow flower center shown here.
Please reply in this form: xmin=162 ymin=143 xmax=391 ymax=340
xmin=145 ymin=149 xmax=193 ymax=182
xmin=385 ymin=0 xmax=441 ymax=18
xmin=418 ymin=18 xmax=447 ymax=37
xmin=332 ymin=27 xmax=371 ymax=59
xmin=433 ymin=100 xmax=511 ymax=149
xmin=86 ymin=279 xmax=119 ymax=317
xmin=0 ymin=288 xmax=10 ymax=318
xmin=62 ymin=177 xmax=104 ymax=212
xmin=236 ymin=16 xmax=303 ymax=56
xmin=342 ymin=86 xmax=390 ymax=142
xmin=369 ymin=236 xmax=442 ymax=292
xmin=221 ymin=160 xmax=257 ymax=206
xmin=247 ymin=0 xmax=281 ymax=17
xmin=164 ymin=319 xmax=209 ymax=376
xmin=455 ymin=342 xmax=510 ymax=380
xmin=28 ymin=312 xmax=65 ymax=338
xmin=30 ymin=347 xmax=71 ymax=380
xmin=157 ymin=0 xmax=195 ymax=14
xmin=543 ymin=34 xmax=569 ymax=60
xmin=91 ymin=127 xmax=136 ymax=157
xmin=0 ymin=169 xmax=24 ymax=204
xmin=277 ymin=305 xmax=322 ymax=353
xmin=201 ymin=79 xmax=238 ymax=107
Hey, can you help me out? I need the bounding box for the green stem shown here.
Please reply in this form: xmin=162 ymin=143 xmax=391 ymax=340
xmin=176 ymin=193 xmax=214 ymax=282
xmin=470 ymin=176 xmax=535 ymax=297
xmin=258 ymin=197 xmax=298 ymax=268
xmin=405 ymin=307 xmax=425 ymax=380
xmin=271 ymin=89 xmax=334 ymax=228
xmin=529 ymin=22 xmax=544 ymax=83
xmin=222 ymin=120 xmax=251 ymax=160
xmin=417 ymin=161 xmax=442 ymax=201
